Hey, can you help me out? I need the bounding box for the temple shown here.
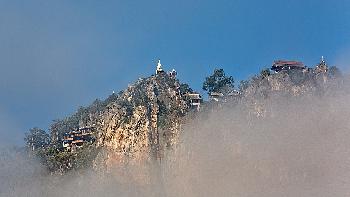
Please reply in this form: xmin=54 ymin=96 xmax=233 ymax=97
xmin=169 ymin=68 xmax=177 ymax=78
xmin=315 ymin=56 xmax=328 ymax=73
xmin=314 ymin=56 xmax=329 ymax=83
xmin=271 ymin=60 xmax=306 ymax=72
xmin=156 ymin=59 xmax=164 ymax=74
xmin=209 ymin=92 xmax=224 ymax=102
xmin=209 ymin=90 xmax=240 ymax=102
xmin=186 ymin=93 xmax=202 ymax=111
xmin=154 ymin=59 xmax=203 ymax=110
xmin=62 ymin=126 xmax=95 ymax=152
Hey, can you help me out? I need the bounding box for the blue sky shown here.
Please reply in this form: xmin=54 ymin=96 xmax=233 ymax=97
xmin=0 ymin=0 xmax=350 ymax=145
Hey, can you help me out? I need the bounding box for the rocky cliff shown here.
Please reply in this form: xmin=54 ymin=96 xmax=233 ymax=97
xmin=38 ymin=59 xmax=342 ymax=174
xmin=238 ymin=59 xmax=341 ymax=117
xmin=89 ymin=72 xmax=190 ymax=170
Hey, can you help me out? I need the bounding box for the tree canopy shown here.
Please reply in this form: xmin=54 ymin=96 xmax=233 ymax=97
xmin=24 ymin=127 xmax=50 ymax=151
xmin=202 ymin=68 xmax=234 ymax=95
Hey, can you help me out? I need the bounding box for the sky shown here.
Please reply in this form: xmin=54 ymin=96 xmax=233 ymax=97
xmin=0 ymin=0 xmax=350 ymax=145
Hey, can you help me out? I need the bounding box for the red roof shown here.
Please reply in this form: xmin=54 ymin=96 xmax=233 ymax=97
xmin=273 ymin=60 xmax=304 ymax=67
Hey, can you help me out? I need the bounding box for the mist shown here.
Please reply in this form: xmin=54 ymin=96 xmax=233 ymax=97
xmin=2 ymin=81 xmax=350 ymax=197
xmin=163 ymin=91 xmax=350 ymax=197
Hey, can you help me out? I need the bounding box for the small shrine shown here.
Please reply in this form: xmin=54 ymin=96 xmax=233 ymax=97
xmin=315 ymin=56 xmax=328 ymax=73
xmin=169 ymin=69 xmax=177 ymax=78
xmin=156 ymin=59 xmax=164 ymax=74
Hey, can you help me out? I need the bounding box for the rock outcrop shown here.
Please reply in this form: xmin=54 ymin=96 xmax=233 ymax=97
xmin=92 ymin=73 xmax=190 ymax=170
xmin=238 ymin=59 xmax=341 ymax=118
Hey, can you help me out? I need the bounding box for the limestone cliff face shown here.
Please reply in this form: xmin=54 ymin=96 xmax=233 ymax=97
xmin=240 ymin=68 xmax=336 ymax=117
xmin=93 ymin=73 xmax=189 ymax=169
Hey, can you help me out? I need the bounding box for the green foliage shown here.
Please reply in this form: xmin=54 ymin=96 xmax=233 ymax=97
xmin=33 ymin=144 xmax=100 ymax=173
xmin=157 ymin=101 xmax=168 ymax=129
xmin=73 ymin=143 xmax=101 ymax=170
xmin=24 ymin=127 xmax=50 ymax=151
xmin=287 ymin=69 xmax=306 ymax=85
xmin=328 ymin=66 xmax=342 ymax=78
xmin=104 ymin=93 xmax=119 ymax=105
xmin=179 ymin=83 xmax=193 ymax=95
xmin=260 ymin=69 xmax=271 ymax=78
xmin=23 ymin=60 xmax=346 ymax=176
xmin=49 ymin=92 xmax=121 ymax=147
xmin=50 ymin=117 xmax=79 ymax=148
xmin=239 ymin=80 xmax=250 ymax=92
xmin=203 ymin=68 xmax=234 ymax=95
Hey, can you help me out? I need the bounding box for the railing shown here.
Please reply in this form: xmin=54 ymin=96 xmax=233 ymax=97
xmin=72 ymin=140 xmax=84 ymax=143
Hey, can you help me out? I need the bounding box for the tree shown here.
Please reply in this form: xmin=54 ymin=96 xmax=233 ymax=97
xmin=104 ymin=92 xmax=118 ymax=105
xmin=328 ymin=66 xmax=342 ymax=78
xmin=202 ymin=68 xmax=234 ymax=95
xmin=24 ymin=127 xmax=50 ymax=151
xmin=239 ymin=80 xmax=250 ymax=92
xmin=179 ymin=83 xmax=193 ymax=96
xmin=260 ymin=69 xmax=271 ymax=78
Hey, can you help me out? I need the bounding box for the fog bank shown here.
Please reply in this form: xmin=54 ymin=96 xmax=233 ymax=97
xmin=2 ymin=85 xmax=350 ymax=197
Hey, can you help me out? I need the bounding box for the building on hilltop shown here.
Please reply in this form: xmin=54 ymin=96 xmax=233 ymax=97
xmin=315 ymin=56 xmax=328 ymax=73
xmin=154 ymin=59 xmax=202 ymax=111
xmin=168 ymin=69 xmax=177 ymax=79
xmin=186 ymin=93 xmax=202 ymax=111
xmin=209 ymin=92 xmax=224 ymax=102
xmin=155 ymin=59 xmax=178 ymax=80
xmin=62 ymin=126 xmax=95 ymax=151
xmin=314 ymin=56 xmax=329 ymax=83
xmin=271 ymin=60 xmax=306 ymax=72
xmin=209 ymin=90 xmax=240 ymax=102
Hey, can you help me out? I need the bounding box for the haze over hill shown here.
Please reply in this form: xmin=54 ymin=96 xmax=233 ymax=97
xmin=2 ymin=57 xmax=350 ymax=196
xmin=2 ymin=68 xmax=350 ymax=196
xmin=1 ymin=1 xmax=350 ymax=196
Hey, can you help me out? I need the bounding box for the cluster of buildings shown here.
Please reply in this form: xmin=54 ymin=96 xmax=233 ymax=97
xmin=155 ymin=59 xmax=204 ymax=111
xmin=209 ymin=91 xmax=240 ymax=102
xmin=271 ymin=56 xmax=328 ymax=74
xmin=154 ymin=57 xmax=329 ymax=111
xmin=271 ymin=56 xmax=331 ymax=83
xmin=155 ymin=59 xmax=246 ymax=110
xmin=271 ymin=60 xmax=306 ymax=72
xmin=62 ymin=127 xmax=95 ymax=151
xmin=55 ymin=57 xmax=331 ymax=152
xmin=155 ymin=59 xmax=241 ymax=111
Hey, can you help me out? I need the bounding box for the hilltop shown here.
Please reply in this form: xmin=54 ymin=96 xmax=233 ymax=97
xmin=26 ymin=61 xmax=197 ymax=173
xmin=24 ymin=57 xmax=343 ymax=173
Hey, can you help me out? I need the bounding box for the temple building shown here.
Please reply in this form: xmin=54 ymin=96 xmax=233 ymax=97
xmin=169 ymin=69 xmax=177 ymax=78
xmin=271 ymin=60 xmax=306 ymax=72
xmin=314 ymin=56 xmax=329 ymax=83
xmin=315 ymin=56 xmax=328 ymax=73
xmin=209 ymin=92 xmax=224 ymax=102
xmin=209 ymin=90 xmax=240 ymax=102
xmin=186 ymin=93 xmax=202 ymax=111
xmin=62 ymin=127 xmax=94 ymax=151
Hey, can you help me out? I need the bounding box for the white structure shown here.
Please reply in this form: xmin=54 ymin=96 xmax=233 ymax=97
xmin=187 ymin=93 xmax=202 ymax=111
xmin=209 ymin=91 xmax=240 ymax=102
xmin=169 ymin=69 xmax=177 ymax=78
xmin=316 ymin=56 xmax=328 ymax=71
xmin=209 ymin=92 xmax=224 ymax=102
xmin=156 ymin=59 xmax=164 ymax=74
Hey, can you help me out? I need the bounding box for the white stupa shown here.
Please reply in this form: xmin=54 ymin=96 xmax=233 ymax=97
xmin=156 ymin=59 xmax=164 ymax=74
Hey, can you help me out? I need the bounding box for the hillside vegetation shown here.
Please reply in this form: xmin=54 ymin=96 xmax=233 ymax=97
xmin=24 ymin=58 xmax=344 ymax=174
